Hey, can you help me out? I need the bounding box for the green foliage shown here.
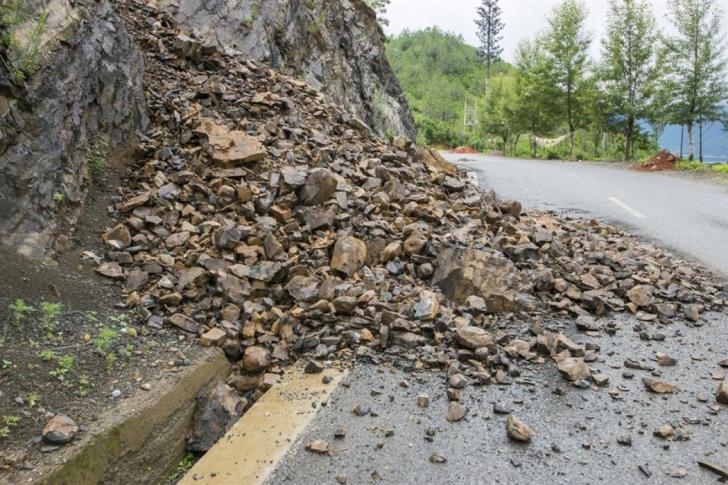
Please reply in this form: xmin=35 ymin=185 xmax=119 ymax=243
xmin=86 ymin=138 xmax=110 ymax=173
xmin=94 ymin=326 xmax=118 ymax=354
xmin=364 ymin=0 xmax=390 ymax=27
xmin=25 ymin=392 xmax=39 ymax=408
xmin=661 ymin=0 xmax=728 ymax=161
xmin=0 ymin=416 xmax=20 ymax=439
xmin=40 ymin=301 xmax=61 ymax=338
xmin=1 ymin=359 xmax=11 ymax=370
xmin=37 ymin=349 xmax=57 ymax=361
xmin=544 ymin=0 xmax=591 ymax=157
xmin=0 ymin=2 xmax=48 ymax=80
xmin=388 ymin=27 xmax=510 ymax=148
xmin=49 ymin=354 xmax=74 ymax=381
xmin=9 ymin=299 xmax=33 ymax=326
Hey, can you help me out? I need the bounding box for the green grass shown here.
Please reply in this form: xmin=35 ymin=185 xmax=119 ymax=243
xmin=677 ymin=160 xmax=728 ymax=174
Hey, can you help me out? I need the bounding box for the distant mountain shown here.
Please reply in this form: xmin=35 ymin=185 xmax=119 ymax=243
xmin=659 ymin=122 xmax=728 ymax=163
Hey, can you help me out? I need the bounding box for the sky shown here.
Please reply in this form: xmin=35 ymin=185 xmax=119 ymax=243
xmin=384 ymin=0 xmax=728 ymax=62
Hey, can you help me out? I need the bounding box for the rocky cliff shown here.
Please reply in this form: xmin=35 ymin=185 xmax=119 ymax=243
xmin=0 ymin=0 xmax=146 ymax=258
xmin=150 ymin=0 xmax=415 ymax=139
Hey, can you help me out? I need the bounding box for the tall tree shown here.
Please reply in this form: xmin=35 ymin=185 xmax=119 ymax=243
xmin=600 ymin=0 xmax=658 ymax=161
xmin=514 ymin=39 xmax=561 ymax=157
xmin=365 ymin=0 xmax=391 ymax=27
xmin=662 ymin=0 xmax=728 ymax=161
xmin=544 ymin=0 xmax=591 ymax=157
xmin=475 ymin=0 xmax=504 ymax=98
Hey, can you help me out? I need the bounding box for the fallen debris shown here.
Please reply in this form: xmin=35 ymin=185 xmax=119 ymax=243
xmin=506 ymin=416 xmax=534 ymax=443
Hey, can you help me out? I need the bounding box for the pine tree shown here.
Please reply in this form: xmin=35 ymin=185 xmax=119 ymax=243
xmin=662 ymin=0 xmax=728 ymax=161
xmin=600 ymin=0 xmax=659 ymax=161
xmin=475 ymin=0 xmax=504 ymax=98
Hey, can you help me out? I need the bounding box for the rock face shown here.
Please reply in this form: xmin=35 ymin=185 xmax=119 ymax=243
xmin=0 ymin=0 xmax=146 ymax=258
xmin=151 ymin=0 xmax=415 ymax=139
xmin=432 ymin=247 xmax=520 ymax=307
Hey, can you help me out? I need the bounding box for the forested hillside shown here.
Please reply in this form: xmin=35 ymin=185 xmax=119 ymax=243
xmin=386 ymin=28 xmax=509 ymax=149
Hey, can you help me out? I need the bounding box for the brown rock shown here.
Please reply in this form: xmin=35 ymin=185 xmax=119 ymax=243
xmin=432 ymin=247 xmax=518 ymax=306
xmin=306 ymin=440 xmax=330 ymax=454
xmin=194 ymin=118 xmax=267 ymax=164
xmin=169 ymin=314 xmax=201 ymax=333
xmin=446 ymin=402 xmax=467 ymax=422
xmin=42 ymin=415 xmax=79 ymax=445
xmin=557 ymin=358 xmax=591 ymax=382
xmin=330 ymin=236 xmax=367 ymax=277
xmin=299 ymin=168 xmax=338 ymax=205
xmin=102 ymin=224 xmax=131 ymax=249
xmin=242 ymin=346 xmax=272 ymax=373
xmin=200 ymin=328 xmax=227 ymax=346
xmin=96 ymin=262 xmax=124 ymax=279
xmin=506 ymin=415 xmax=534 ymax=443
xmin=627 ymin=285 xmax=653 ymax=308
xmin=642 ymin=378 xmax=677 ymax=394
xmin=717 ymin=382 xmax=728 ymax=404
xmin=455 ymin=327 xmax=496 ymax=352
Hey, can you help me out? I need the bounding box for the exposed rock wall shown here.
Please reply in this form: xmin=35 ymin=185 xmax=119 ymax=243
xmin=151 ymin=0 xmax=415 ymax=139
xmin=0 ymin=0 xmax=146 ymax=258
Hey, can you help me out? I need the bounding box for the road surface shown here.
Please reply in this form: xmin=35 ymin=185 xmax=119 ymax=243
xmin=442 ymin=153 xmax=728 ymax=277
xmin=269 ymin=313 xmax=728 ymax=484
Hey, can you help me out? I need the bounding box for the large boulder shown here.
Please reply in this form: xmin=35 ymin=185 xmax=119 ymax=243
xmin=150 ymin=0 xmax=415 ymax=139
xmin=0 ymin=0 xmax=146 ymax=258
xmin=432 ymin=247 xmax=521 ymax=307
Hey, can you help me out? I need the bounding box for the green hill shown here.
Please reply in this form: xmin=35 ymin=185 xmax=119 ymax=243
xmin=386 ymin=27 xmax=509 ymax=148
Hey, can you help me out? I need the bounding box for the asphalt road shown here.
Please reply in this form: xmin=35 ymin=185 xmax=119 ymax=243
xmin=442 ymin=153 xmax=728 ymax=278
xmin=269 ymin=313 xmax=728 ymax=485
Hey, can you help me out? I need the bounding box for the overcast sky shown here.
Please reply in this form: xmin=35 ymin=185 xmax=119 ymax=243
xmin=384 ymin=0 xmax=728 ymax=61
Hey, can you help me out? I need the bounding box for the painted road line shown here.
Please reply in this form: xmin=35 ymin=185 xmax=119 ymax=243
xmin=180 ymin=361 xmax=349 ymax=485
xmin=608 ymin=196 xmax=646 ymax=219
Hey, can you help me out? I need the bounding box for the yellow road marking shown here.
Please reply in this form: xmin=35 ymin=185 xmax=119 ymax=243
xmin=180 ymin=362 xmax=348 ymax=485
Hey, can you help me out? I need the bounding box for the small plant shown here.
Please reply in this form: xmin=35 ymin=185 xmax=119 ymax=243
xmin=25 ymin=392 xmax=39 ymax=408
xmin=105 ymin=352 xmax=117 ymax=372
xmin=86 ymin=137 xmax=110 ymax=173
xmin=49 ymin=354 xmax=74 ymax=382
xmin=9 ymin=299 xmax=33 ymax=326
xmin=1 ymin=359 xmax=11 ymax=370
xmin=118 ymin=343 xmax=134 ymax=359
xmin=40 ymin=301 xmax=61 ymax=338
xmin=94 ymin=326 xmax=118 ymax=354
xmin=0 ymin=415 xmax=20 ymax=439
xmin=37 ymin=349 xmax=57 ymax=361
xmin=77 ymin=374 xmax=91 ymax=397
xmin=52 ymin=192 xmax=65 ymax=203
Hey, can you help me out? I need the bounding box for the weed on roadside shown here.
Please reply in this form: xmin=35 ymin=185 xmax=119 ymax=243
xmin=8 ymin=299 xmax=33 ymax=326
xmin=0 ymin=415 xmax=20 ymax=439
xmin=40 ymin=301 xmax=61 ymax=339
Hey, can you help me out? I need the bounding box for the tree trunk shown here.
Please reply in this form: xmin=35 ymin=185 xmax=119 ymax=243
xmin=699 ymin=121 xmax=703 ymax=163
xmin=624 ymin=117 xmax=635 ymax=161
xmin=513 ymin=134 xmax=520 ymax=156
xmin=531 ymin=134 xmax=538 ymax=158
xmin=568 ymin=128 xmax=575 ymax=158
xmin=687 ymin=121 xmax=694 ymax=161
xmin=485 ymin=61 xmax=491 ymax=99
xmin=680 ymin=125 xmax=684 ymax=158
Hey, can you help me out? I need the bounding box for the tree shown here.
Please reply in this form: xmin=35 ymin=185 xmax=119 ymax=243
xmin=600 ymin=0 xmax=658 ymax=161
xmin=475 ymin=0 xmax=504 ymax=98
xmin=513 ymin=39 xmax=562 ymax=156
xmin=365 ymin=0 xmax=391 ymax=27
xmin=662 ymin=0 xmax=728 ymax=161
xmin=483 ymin=73 xmax=519 ymax=155
xmin=544 ymin=0 xmax=591 ymax=157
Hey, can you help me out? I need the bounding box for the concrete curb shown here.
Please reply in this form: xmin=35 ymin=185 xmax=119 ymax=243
xmin=181 ymin=362 xmax=349 ymax=485
xmin=10 ymin=347 xmax=230 ymax=485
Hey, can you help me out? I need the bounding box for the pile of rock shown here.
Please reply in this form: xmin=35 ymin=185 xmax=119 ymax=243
xmin=101 ymin=0 xmax=725 ymax=400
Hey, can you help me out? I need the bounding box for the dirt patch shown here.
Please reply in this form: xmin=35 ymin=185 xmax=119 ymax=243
xmin=634 ymin=150 xmax=677 ymax=172
xmin=450 ymin=146 xmax=480 ymax=154
xmin=0 ymin=164 xmax=208 ymax=476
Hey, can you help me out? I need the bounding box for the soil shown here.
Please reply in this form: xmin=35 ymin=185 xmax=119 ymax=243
xmin=450 ymin=146 xmax=480 ymax=154
xmin=0 ymin=160 xmax=206 ymax=476
xmin=633 ymin=150 xmax=678 ymax=172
